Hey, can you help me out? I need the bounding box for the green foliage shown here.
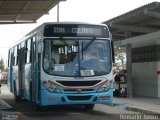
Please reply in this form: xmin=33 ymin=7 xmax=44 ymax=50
xmin=114 ymin=46 xmax=126 ymax=67
xmin=0 ymin=58 xmax=5 ymax=71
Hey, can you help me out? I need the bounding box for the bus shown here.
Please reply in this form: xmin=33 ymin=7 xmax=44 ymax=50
xmin=8 ymin=22 xmax=114 ymax=110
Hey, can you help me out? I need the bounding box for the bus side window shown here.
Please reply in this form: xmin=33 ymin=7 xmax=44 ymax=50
xmin=14 ymin=46 xmax=17 ymax=66
xmin=8 ymin=50 xmax=11 ymax=67
xmin=32 ymin=37 xmax=36 ymax=63
xmin=16 ymin=45 xmax=20 ymax=65
xmin=26 ymin=39 xmax=31 ymax=63
xmin=30 ymin=38 xmax=33 ymax=63
xmin=11 ymin=49 xmax=15 ymax=67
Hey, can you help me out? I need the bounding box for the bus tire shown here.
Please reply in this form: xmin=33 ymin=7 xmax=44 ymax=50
xmin=84 ymin=104 xmax=94 ymax=110
xmin=33 ymin=104 xmax=42 ymax=111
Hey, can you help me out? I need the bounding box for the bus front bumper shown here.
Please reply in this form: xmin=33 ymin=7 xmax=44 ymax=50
xmin=40 ymin=89 xmax=113 ymax=106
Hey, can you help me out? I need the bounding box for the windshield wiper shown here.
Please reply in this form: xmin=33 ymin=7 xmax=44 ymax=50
xmin=82 ymin=38 xmax=96 ymax=52
xmin=81 ymin=38 xmax=96 ymax=60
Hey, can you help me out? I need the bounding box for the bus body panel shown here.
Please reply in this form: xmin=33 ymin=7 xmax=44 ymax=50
xmin=40 ymin=68 xmax=113 ymax=106
xmin=35 ymin=62 xmax=41 ymax=104
xmin=23 ymin=64 xmax=32 ymax=101
xmin=7 ymin=67 xmax=12 ymax=91
xmin=12 ymin=66 xmax=19 ymax=95
xmin=40 ymin=89 xmax=113 ymax=106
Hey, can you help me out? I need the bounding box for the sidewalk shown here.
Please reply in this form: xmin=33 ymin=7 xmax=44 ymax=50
xmin=0 ymin=84 xmax=13 ymax=111
xmin=0 ymin=98 xmax=13 ymax=110
xmin=113 ymin=97 xmax=160 ymax=115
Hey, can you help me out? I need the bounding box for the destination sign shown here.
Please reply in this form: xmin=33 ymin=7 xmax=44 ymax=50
xmin=44 ymin=24 xmax=109 ymax=38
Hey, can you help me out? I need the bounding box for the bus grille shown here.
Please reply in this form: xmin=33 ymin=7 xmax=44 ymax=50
xmin=56 ymin=80 xmax=101 ymax=87
xmin=67 ymin=96 xmax=92 ymax=101
xmin=63 ymin=89 xmax=94 ymax=92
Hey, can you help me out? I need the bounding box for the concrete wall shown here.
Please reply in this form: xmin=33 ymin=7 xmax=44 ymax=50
xmin=132 ymin=62 xmax=158 ymax=97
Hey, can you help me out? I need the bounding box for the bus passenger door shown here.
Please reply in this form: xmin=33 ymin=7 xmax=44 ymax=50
xmin=30 ymin=38 xmax=36 ymax=102
xmin=18 ymin=47 xmax=26 ymax=98
xmin=10 ymin=52 xmax=14 ymax=92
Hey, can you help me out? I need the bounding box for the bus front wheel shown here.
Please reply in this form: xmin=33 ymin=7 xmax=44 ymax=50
xmin=84 ymin=104 xmax=94 ymax=110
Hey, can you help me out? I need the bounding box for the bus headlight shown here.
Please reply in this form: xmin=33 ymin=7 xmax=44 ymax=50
xmin=97 ymin=81 xmax=112 ymax=93
xmin=43 ymin=81 xmax=60 ymax=93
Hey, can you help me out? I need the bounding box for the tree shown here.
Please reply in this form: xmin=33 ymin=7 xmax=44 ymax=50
xmin=0 ymin=58 xmax=5 ymax=71
xmin=114 ymin=46 xmax=126 ymax=67
xmin=115 ymin=53 xmax=126 ymax=66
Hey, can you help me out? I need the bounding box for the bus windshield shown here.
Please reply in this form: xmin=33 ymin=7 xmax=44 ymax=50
xmin=43 ymin=39 xmax=111 ymax=77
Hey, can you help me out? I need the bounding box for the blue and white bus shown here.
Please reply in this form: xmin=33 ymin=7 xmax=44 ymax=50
xmin=8 ymin=22 xmax=114 ymax=110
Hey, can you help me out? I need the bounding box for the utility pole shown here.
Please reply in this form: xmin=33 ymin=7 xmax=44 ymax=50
xmin=126 ymin=44 xmax=133 ymax=98
xmin=57 ymin=3 xmax=59 ymax=22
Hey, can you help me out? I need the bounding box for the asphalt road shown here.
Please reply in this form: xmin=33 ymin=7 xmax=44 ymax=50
xmin=0 ymin=84 xmax=139 ymax=120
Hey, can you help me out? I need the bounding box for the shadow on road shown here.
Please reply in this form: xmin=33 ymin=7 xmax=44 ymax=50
xmin=3 ymin=98 xmax=107 ymax=116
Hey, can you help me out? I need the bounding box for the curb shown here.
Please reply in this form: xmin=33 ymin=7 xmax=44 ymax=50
xmin=0 ymin=99 xmax=13 ymax=110
xmin=126 ymin=106 xmax=160 ymax=115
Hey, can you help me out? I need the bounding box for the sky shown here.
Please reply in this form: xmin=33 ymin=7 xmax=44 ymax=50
xmin=0 ymin=0 xmax=159 ymax=65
